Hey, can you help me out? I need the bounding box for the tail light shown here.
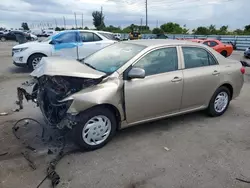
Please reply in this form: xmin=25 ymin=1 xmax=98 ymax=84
xmin=240 ymin=67 xmax=246 ymax=74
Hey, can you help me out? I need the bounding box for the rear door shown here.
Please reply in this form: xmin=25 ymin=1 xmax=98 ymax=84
xmin=180 ymin=46 xmax=221 ymax=111
xmin=78 ymin=32 xmax=106 ymax=59
xmin=51 ymin=31 xmax=78 ymax=59
xmin=124 ymin=47 xmax=183 ymax=124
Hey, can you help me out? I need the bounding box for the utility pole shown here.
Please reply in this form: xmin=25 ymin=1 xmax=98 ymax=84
xmin=145 ymin=0 xmax=148 ymax=28
xmin=63 ymin=16 xmax=66 ymax=29
xmin=74 ymin=12 xmax=77 ymax=28
xmin=156 ymin=20 xmax=158 ymax=28
xmin=55 ymin=19 xmax=57 ymax=28
xmin=140 ymin=18 xmax=143 ymax=33
xmin=82 ymin=13 xmax=83 ymax=28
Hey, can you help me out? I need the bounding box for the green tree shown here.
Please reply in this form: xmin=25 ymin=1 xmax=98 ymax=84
xmin=233 ymin=29 xmax=244 ymax=35
xmin=84 ymin=26 xmax=89 ymax=30
xmin=152 ymin=28 xmax=164 ymax=34
xmin=192 ymin=26 xmax=209 ymax=35
xmin=104 ymin=25 xmax=122 ymax=33
xmin=218 ymin=25 xmax=228 ymax=35
xmin=208 ymin=24 xmax=217 ymax=34
xmin=244 ymin=25 xmax=250 ymax=34
xmin=160 ymin=22 xmax=187 ymax=34
xmin=21 ymin=22 xmax=29 ymax=30
xmin=92 ymin=10 xmax=105 ymax=30
xmin=55 ymin=27 xmax=61 ymax=31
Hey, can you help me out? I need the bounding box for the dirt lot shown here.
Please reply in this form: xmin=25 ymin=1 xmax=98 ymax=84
xmin=1 ymin=42 xmax=250 ymax=188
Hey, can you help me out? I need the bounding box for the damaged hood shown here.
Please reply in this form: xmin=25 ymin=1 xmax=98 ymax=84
xmin=30 ymin=57 xmax=106 ymax=79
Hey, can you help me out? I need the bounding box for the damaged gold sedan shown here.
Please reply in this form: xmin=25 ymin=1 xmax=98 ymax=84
xmin=19 ymin=39 xmax=245 ymax=150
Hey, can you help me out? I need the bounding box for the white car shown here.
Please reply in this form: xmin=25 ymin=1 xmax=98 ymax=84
xmin=12 ymin=30 xmax=117 ymax=70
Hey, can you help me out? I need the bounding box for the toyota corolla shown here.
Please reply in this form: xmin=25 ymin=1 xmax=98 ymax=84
xmin=19 ymin=39 xmax=245 ymax=150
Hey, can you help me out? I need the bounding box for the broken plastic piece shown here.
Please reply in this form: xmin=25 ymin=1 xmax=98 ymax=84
xmin=0 ymin=112 xmax=8 ymax=116
xmin=164 ymin=146 xmax=170 ymax=151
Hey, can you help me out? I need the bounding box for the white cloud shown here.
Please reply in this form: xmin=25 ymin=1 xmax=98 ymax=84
xmin=0 ymin=0 xmax=249 ymax=30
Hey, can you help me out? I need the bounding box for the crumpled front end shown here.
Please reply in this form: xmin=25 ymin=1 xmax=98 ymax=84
xmin=17 ymin=75 xmax=105 ymax=129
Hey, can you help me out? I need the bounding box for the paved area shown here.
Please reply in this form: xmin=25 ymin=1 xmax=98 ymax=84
xmin=1 ymin=42 xmax=250 ymax=188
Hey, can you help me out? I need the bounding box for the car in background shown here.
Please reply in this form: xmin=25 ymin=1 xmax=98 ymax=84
xmin=244 ymin=47 xmax=250 ymax=58
xmin=190 ymin=39 xmax=233 ymax=57
xmin=12 ymin=30 xmax=117 ymax=70
xmin=21 ymin=39 xmax=245 ymax=150
xmin=129 ymin=30 xmax=142 ymax=40
xmin=0 ymin=31 xmax=30 ymax=42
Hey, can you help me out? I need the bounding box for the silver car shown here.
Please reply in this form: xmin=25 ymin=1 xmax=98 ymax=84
xmin=20 ymin=39 xmax=245 ymax=150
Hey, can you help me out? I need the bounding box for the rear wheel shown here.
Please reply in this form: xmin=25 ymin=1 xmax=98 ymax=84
xmin=74 ymin=106 xmax=117 ymax=151
xmin=0 ymin=37 xmax=6 ymax=42
xmin=207 ymin=86 xmax=231 ymax=117
xmin=221 ymin=50 xmax=227 ymax=57
xmin=27 ymin=53 xmax=46 ymax=70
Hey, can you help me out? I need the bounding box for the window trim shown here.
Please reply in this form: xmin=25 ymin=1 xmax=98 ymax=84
xmin=123 ymin=46 xmax=181 ymax=79
xmin=180 ymin=46 xmax=219 ymax=69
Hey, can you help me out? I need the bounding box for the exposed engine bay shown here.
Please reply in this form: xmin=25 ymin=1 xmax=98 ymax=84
xmin=17 ymin=76 xmax=104 ymax=128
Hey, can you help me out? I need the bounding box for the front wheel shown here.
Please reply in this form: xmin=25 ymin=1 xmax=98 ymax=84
xmin=74 ymin=107 xmax=117 ymax=151
xmin=27 ymin=54 xmax=46 ymax=70
xmin=207 ymin=86 xmax=231 ymax=117
xmin=0 ymin=37 xmax=6 ymax=42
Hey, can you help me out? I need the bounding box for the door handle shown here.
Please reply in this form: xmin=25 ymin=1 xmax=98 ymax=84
xmin=171 ymin=77 xmax=182 ymax=82
xmin=95 ymin=43 xmax=101 ymax=45
xmin=212 ymin=70 xmax=220 ymax=75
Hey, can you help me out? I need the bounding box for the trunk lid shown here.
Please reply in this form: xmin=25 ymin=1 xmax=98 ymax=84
xmin=30 ymin=57 xmax=106 ymax=79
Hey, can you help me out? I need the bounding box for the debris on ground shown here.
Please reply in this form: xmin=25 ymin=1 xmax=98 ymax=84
xmin=0 ymin=152 xmax=8 ymax=157
xmin=21 ymin=151 xmax=36 ymax=170
xmin=0 ymin=112 xmax=8 ymax=116
xmin=236 ymin=177 xmax=250 ymax=184
xmin=163 ymin=146 xmax=170 ymax=151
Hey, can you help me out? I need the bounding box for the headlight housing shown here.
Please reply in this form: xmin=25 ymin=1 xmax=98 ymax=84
xmin=12 ymin=47 xmax=28 ymax=53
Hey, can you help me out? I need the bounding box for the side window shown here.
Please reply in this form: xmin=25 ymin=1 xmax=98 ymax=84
xmin=182 ymin=47 xmax=217 ymax=69
xmin=203 ymin=41 xmax=218 ymax=47
xmin=56 ymin=32 xmax=76 ymax=43
xmin=93 ymin=34 xmax=102 ymax=41
xmin=134 ymin=47 xmax=178 ymax=76
xmin=80 ymin=32 xmax=101 ymax=42
xmin=208 ymin=53 xmax=218 ymax=65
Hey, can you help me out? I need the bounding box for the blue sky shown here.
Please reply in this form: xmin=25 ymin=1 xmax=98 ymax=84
xmin=0 ymin=0 xmax=249 ymax=30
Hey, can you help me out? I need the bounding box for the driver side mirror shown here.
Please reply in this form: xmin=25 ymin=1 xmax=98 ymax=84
xmin=128 ymin=67 xmax=145 ymax=79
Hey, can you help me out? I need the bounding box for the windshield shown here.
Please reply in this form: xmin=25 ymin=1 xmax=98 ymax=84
xmin=82 ymin=43 xmax=146 ymax=74
xmin=41 ymin=33 xmax=57 ymax=42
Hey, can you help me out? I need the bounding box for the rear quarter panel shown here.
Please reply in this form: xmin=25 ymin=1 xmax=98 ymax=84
xmin=219 ymin=60 xmax=244 ymax=99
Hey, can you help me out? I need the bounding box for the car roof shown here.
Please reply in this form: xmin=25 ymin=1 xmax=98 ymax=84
xmin=58 ymin=30 xmax=113 ymax=34
xmin=123 ymin=39 xmax=204 ymax=47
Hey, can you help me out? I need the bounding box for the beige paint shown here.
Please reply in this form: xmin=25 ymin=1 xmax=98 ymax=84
xmin=31 ymin=39 xmax=244 ymax=129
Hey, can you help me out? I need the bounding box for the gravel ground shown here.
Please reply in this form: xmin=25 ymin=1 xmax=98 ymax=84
xmin=1 ymin=42 xmax=250 ymax=188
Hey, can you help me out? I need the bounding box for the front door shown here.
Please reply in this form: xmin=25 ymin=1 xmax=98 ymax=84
xmin=180 ymin=46 xmax=221 ymax=110
xmin=51 ymin=31 xmax=78 ymax=59
xmin=124 ymin=47 xmax=183 ymax=124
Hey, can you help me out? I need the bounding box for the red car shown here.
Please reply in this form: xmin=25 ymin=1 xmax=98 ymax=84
xmin=189 ymin=39 xmax=233 ymax=57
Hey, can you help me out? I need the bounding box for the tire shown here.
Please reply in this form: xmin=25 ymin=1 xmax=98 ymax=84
xmin=27 ymin=53 xmax=46 ymax=70
xmin=207 ymin=86 xmax=231 ymax=117
xmin=221 ymin=50 xmax=227 ymax=57
xmin=74 ymin=106 xmax=117 ymax=151
xmin=0 ymin=37 xmax=6 ymax=42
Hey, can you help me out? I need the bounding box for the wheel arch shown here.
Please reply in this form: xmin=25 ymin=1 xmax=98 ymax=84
xmin=27 ymin=52 xmax=47 ymax=63
xmin=78 ymin=104 xmax=122 ymax=130
xmin=218 ymin=83 xmax=233 ymax=100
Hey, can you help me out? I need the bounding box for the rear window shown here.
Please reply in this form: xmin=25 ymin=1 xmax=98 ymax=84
xmin=98 ymin=32 xmax=116 ymax=40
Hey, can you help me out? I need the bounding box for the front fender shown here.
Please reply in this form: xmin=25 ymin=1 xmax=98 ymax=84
xmin=61 ymin=77 xmax=125 ymax=120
